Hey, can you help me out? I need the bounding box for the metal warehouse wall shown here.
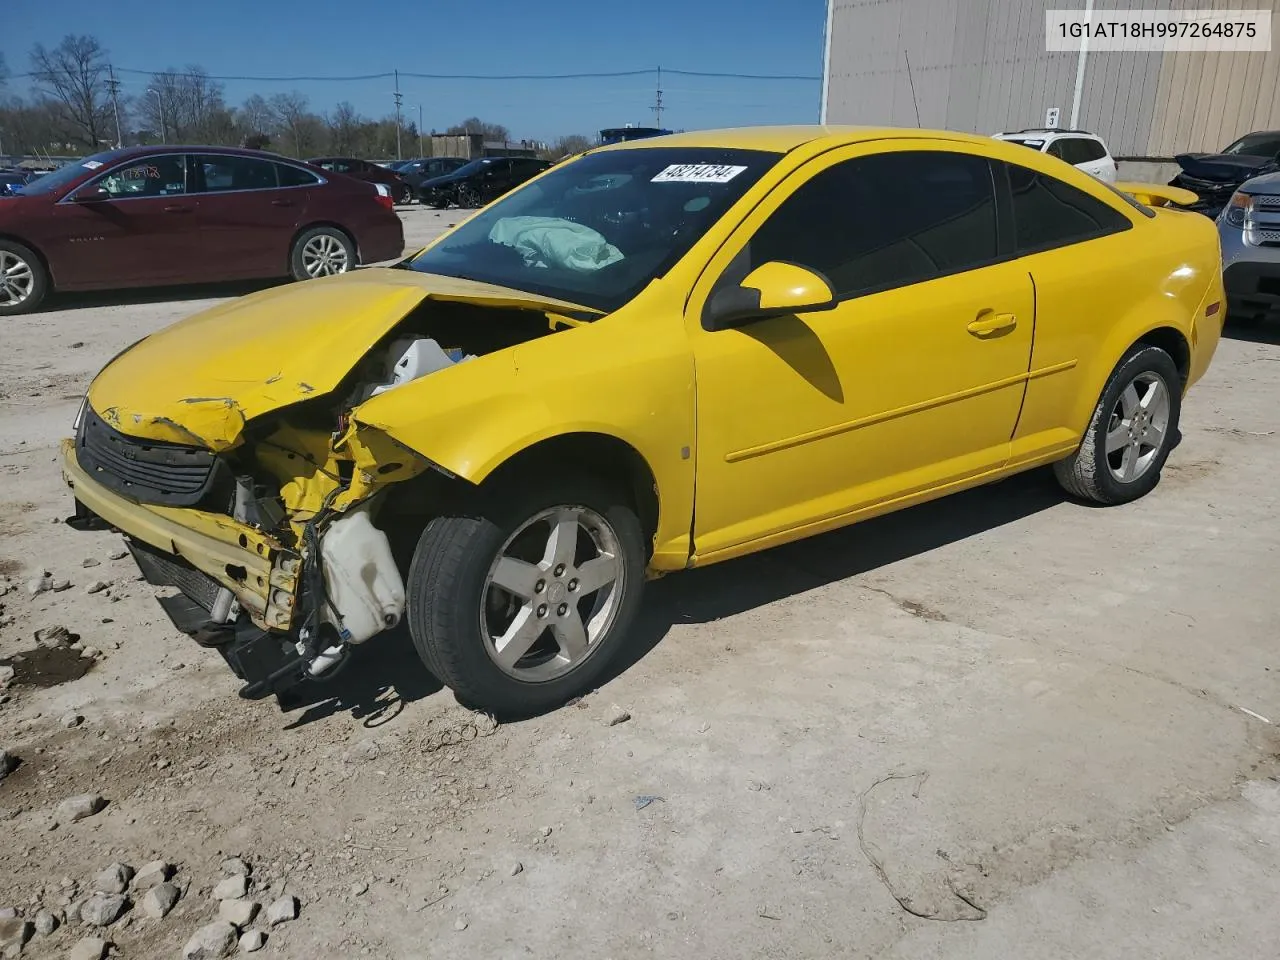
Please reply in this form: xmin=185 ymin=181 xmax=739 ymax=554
xmin=823 ymin=0 xmax=1280 ymax=156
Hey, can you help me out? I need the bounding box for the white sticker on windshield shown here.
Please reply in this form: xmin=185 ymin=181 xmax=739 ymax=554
xmin=82 ymin=160 xmax=104 ymax=170
xmin=651 ymin=164 xmax=747 ymax=184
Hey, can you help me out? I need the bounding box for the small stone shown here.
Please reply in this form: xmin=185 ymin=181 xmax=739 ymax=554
xmin=79 ymin=893 xmax=127 ymax=927
xmin=56 ymin=793 xmax=106 ymax=823
xmin=107 ymin=549 xmax=127 ymax=561
xmin=32 ymin=910 xmax=57 ymax=936
xmin=454 ymin=918 xmax=468 ymax=931
xmin=0 ymin=918 xmax=32 ymax=951
xmin=26 ymin=576 xmax=53 ymax=596
xmin=155 ymin=758 xmax=170 ymax=770
xmin=34 ymin=625 xmax=75 ymax=646
xmin=62 ymin=713 xmax=85 ymax=729
xmin=0 ymin=666 xmax=12 ymax=688
xmin=139 ymin=882 xmax=180 ymax=919
xmin=183 ymin=921 xmax=238 ymax=960
xmin=131 ymin=860 xmax=172 ymax=893
xmin=349 ymin=881 xmax=368 ymax=897
xmin=540 ymin=826 xmax=553 ymax=837
xmin=212 ymin=876 xmax=248 ymax=900
xmin=68 ymin=937 xmax=108 ymax=960
xmin=265 ymin=895 xmax=298 ymax=926
xmin=0 ymin=750 xmax=16 ymax=781
xmin=82 ymin=558 xmax=100 ymax=568
xmin=92 ymin=863 xmax=134 ymax=894
xmin=343 ymin=740 xmax=379 ymax=764
xmin=220 ymin=857 xmax=250 ymax=877
xmin=218 ymin=899 xmax=258 ymax=927
xmin=509 ymin=862 xmax=524 ymax=876
xmin=86 ymin=581 xmax=110 ymax=595
xmin=608 ymin=710 xmax=632 ymax=726
xmin=51 ymin=579 xmax=72 ymax=592
xmin=80 ymin=646 xmax=101 ymax=660
xmin=238 ymin=930 xmax=265 ymax=953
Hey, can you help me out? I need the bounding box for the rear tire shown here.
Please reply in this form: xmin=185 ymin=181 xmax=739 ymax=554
xmin=1053 ymin=344 xmax=1182 ymax=505
xmin=0 ymin=240 xmax=48 ymax=316
xmin=406 ymin=475 xmax=646 ymax=716
xmin=289 ymin=226 xmax=356 ymax=281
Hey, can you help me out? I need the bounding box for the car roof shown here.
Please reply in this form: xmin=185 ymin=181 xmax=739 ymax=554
xmin=592 ymin=124 xmax=1073 ymax=156
xmin=99 ymin=145 xmax=314 ymax=164
xmin=996 ymin=129 xmax=1101 ymax=138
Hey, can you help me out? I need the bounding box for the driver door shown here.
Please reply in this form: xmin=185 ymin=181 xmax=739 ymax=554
xmin=686 ymin=142 xmax=1035 ymax=561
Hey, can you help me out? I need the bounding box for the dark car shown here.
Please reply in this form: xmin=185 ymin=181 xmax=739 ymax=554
xmin=1170 ymin=130 xmax=1280 ymax=219
xmin=0 ymin=145 xmax=404 ymax=315
xmin=307 ymin=156 xmax=413 ymax=204
xmin=393 ymin=156 xmax=468 ymax=192
xmin=417 ymin=156 xmax=552 ymax=208
xmin=0 ymin=169 xmax=32 ymax=196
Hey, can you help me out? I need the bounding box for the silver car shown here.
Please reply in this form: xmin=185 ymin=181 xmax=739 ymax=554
xmin=1220 ymin=173 xmax=1280 ymax=323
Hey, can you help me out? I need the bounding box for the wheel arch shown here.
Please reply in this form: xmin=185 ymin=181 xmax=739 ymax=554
xmin=0 ymin=233 xmax=55 ymax=287
xmin=289 ymin=221 xmax=360 ymax=269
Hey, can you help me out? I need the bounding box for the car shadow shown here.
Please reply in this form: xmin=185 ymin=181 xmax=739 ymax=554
xmin=1222 ymin=316 xmax=1280 ymax=345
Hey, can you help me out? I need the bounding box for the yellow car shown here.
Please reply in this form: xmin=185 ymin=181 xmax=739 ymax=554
xmin=61 ymin=126 xmax=1224 ymax=714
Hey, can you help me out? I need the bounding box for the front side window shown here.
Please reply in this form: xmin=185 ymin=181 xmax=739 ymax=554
xmin=1222 ymin=133 xmax=1280 ymax=158
xmin=741 ymin=150 xmax=998 ymax=300
xmin=195 ymin=154 xmax=279 ymax=192
xmin=407 ymin=146 xmax=778 ymax=312
xmin=97 ymin=156 xmax=187 ymax=198
xmin=1002 ymin=162 xmax=1131 ymax=254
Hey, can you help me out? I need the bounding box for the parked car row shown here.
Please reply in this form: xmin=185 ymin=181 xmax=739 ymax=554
xmin=416 ymin=156 xmax=552 ymax=208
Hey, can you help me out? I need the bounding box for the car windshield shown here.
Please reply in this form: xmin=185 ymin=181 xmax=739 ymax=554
xmin=1222 ymin=133 xmax=1280 ymax=157
xmin=407 ymin=147 xmax=778 ymax=313
xmin=16 ymin=151 xmax=123 ymax=194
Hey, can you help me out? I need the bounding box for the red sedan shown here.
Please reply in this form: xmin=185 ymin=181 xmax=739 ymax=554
xmin=0 ymin=146 xmax=404 ymax=315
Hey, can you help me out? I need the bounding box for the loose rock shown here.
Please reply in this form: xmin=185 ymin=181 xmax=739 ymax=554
xmin=61 ymin=713 xmax=85 ymax=729
xmin=343 ymin=740 xmax=380 ymax=764
xmin=80 ymin=647 xmax=101 ymax=660
xmin=32 ymin=909 xmax=58 ymax=936
xmin=92 ymin=863 xmax=134 ymax=894
xmin=238 ymin=930 xmax=265 ymax=953
xmin=218 ymin=899 xmax=258 ymax=927
xmin=265 ymin=895 xmax=298 ymax=926
xmin=182 ymin=921 xmax=238 ymax=960
xmin=131 ymin=860 xmax=173 ymax=893
xmin=0 ymin=667 xmax=13 ymax=688
xmin=139 ymin=882 xmax=180 ymax=919
xmin=26 ymin=576 xmax=53 ymax=596
xmin=81 ymin=558 xmax=100 ymax=568
xmin=79 ymin=893 xmax=127 ymax=927
xmin=349 ymin=881 xmax=368 ymax=897
xmin=607 ymin=710 xmax=632 ymax=726
xmin=68 ymin=937 xmax=108 ymax=960
xmin=509 ymin=862 xmax=524 ymax=876
xmin=86 ymin=581 xmax=110 ymax=595
xmin=56 ymin=793 xmax=106 ymax=823
xmin=0 ymin=750 xmax=16 ymax=781
xmin=220 ymin=857 xmax=251 ymax=878
xmin=34 ymin=625 xmax=76 ymax=647
xmin=454 ymin=918 xmax=468 ymax=931
xmin=212 ymin=876 xmax=248 ymax=900
xmin=0 ymin=918 xmax=32 ymax=951
xmin=107 ymin=549 xmax=127 ymax=561
xmin=51 ymin=579 xmax=72 ymax=592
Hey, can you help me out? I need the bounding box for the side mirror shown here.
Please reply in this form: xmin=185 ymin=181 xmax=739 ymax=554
xmin=72 ymin=185 xmax=111 ymax=203
xmin=704 ymin=261 xmax=837 ymax=331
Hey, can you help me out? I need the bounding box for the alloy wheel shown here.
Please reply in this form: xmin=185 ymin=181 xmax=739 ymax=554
xmin=480 ymin=505 xmax=624 ymax=682
xmin=0 ymin=250 xmax=35 ymax=307
xmin=300 ymin=234 xmax=350 ymax=278
xmin=1105 ymin=371 xmax=1170 ymax=483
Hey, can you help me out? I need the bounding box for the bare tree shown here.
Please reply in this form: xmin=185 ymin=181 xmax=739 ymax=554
xmin=29 ymin=34 xmax=113 ymax=149
xmin=550 ymin=134 xmax=593 ymax=158
xmin=269 ymin=91 xmax=318 ymax=157
xmin=325 ymin=101 xmax=363 ymax=155
xmin=142 ymin=66 xmax=233 ymax=143
xmin=445 ymin=117 xmax=511 ymax=142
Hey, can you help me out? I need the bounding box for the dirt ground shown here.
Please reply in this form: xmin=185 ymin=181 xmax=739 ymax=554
xmin=2 ymin=205 xmax=1279 ymax=959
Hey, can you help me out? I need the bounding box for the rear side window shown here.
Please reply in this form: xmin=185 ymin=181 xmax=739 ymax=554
xmin=1056 ymin=138 xmax=1107 ymax=165
xmin=97 ymin=156 xmax=187 ymax=197
xmin=196 ymin=155 xmax=279 ymax=192
xmin=277 ymin=164 xmax=321 ymax=187
xmin=1001 ymin=162 xmax=1131 ymax=254
xmin=745 ymin=150 xmax=998 ymax=299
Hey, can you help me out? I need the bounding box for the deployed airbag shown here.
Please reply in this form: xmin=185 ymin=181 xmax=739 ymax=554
xmin=489 ymin=216 xmax=624 ymax=272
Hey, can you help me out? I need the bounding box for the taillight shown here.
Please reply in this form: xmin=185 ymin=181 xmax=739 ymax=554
xmin=373 ymin=183 xmax=394 ymax=211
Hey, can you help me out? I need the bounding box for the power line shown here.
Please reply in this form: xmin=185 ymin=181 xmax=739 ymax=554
xmin=7 ymin=66 xmax=820 ymax=83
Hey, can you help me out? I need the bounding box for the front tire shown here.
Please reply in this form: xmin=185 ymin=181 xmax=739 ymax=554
xmin=1054 ymin=344 xmax=1182 ymax=504
xmin=0 ymin=240 xmax=48 ymax=316
xmin=406 ymin=476 xmax=647 ymax=716
xmin=290 ymin=226 xmax=355 ymax=281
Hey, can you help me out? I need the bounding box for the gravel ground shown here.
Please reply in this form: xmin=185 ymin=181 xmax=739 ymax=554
xmin=1 ymin=205 xmax=1278 ymax=959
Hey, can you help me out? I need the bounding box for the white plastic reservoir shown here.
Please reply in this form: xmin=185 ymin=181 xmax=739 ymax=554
xmin=320 ymin=503 xmax=405 ymax=644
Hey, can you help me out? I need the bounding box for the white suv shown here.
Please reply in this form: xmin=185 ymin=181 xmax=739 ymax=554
xmin=992 ymin=129 xmax=1117 ymax=183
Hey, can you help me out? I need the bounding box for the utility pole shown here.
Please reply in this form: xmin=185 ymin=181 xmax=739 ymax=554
xmin=393 ymin=70 xmax=403 ymax=161
xmin=652 ymin=65 xmax=663 ymax=127
xmin=417 ymin=104 xmax=424 ymax=158
xmin=148 ymin=89 xmax=166 ymax=144
xmin=107 ymin=66 xmax=124 ymax=148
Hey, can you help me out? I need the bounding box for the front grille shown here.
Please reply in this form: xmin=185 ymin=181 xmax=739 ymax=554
xmin=76 ymin=406 xmax=228 ymax=507
xmin=1253 ymin=194 xmax=1280 ymax=208
xmin=1253 ymin=228 xmax=1280 ymax=246
xmin=128 ymin=539 xmax=221 ymax=611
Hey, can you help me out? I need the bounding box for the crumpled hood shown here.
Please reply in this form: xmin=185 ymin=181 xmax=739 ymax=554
xmin=1174 ymin=152 xmax=1275 ymax=182
xmin=86 ymin=267 xmax=594 ymax=451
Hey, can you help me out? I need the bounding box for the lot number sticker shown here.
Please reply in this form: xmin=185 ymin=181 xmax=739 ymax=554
xmin=652 ymin=164 xmax=747 ymax=184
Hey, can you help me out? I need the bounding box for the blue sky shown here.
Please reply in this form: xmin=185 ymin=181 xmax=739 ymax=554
xmin=3 ymin=0 xmax=827 ymax=142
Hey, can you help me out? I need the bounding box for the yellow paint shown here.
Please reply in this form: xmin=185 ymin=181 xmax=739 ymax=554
xmin=70 ymin=126 xmax=1224 ymax=584
xmin=1114 ymin=181 xmax=1199 ymax=208
xmin=741 ymin=262 xmax=835 ymax=314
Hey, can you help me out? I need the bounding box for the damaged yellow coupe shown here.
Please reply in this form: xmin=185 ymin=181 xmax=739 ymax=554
xmin=61 ymin=126 xmax=1224 ymax=714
